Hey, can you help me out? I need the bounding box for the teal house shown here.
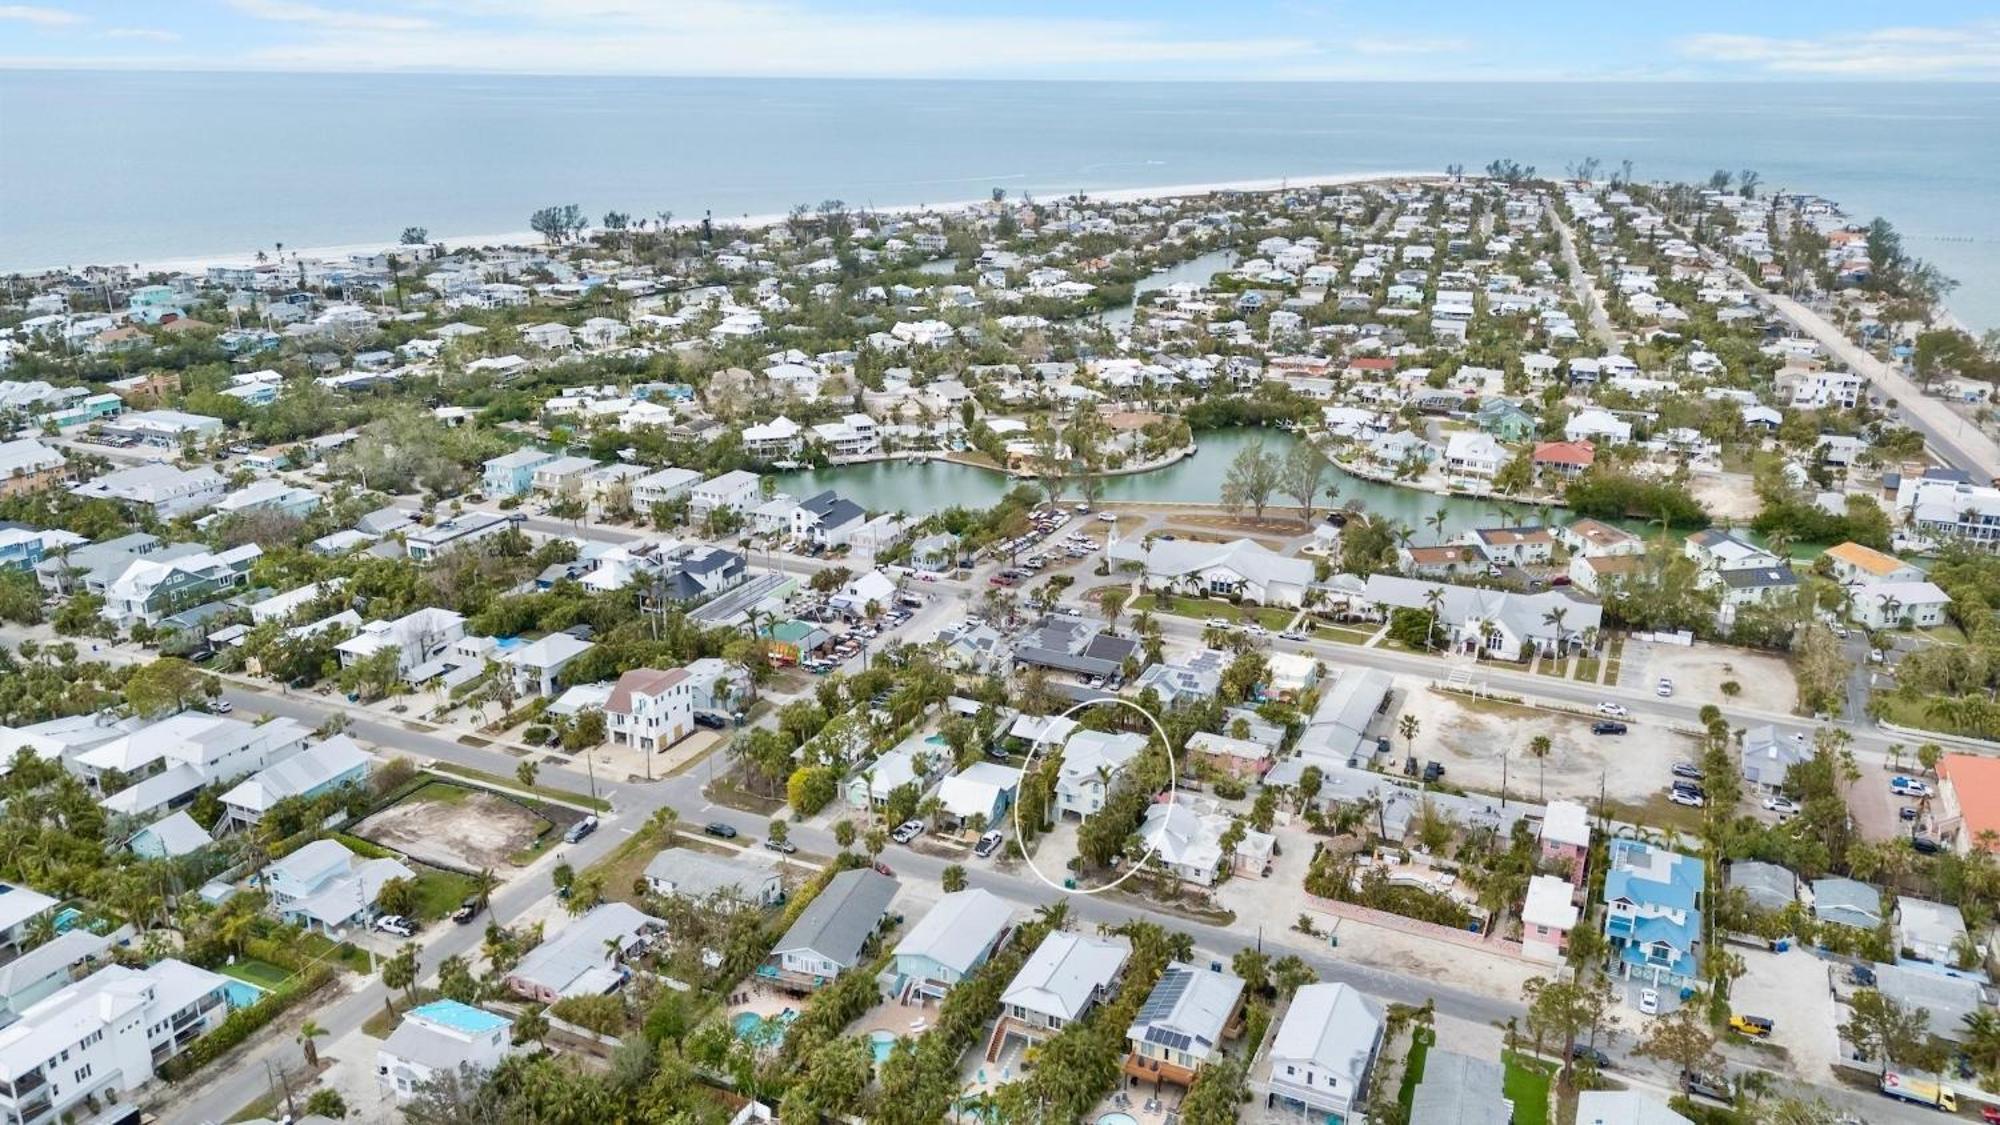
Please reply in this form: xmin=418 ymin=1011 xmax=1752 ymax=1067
xmin=483 ymin=448 xmax=557 ymax=498
xmin=1476 ymin=399 xmax=1538 ymax=441
xmin=884 ymin=888 xmax=1013 ymax=1003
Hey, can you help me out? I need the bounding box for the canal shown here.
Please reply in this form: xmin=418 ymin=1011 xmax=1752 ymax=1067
xmin=773 ymin=427 xmax=1543 ymax=535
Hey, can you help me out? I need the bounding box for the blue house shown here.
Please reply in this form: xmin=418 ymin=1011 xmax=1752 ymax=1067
xmin=934 ymin=762 xmax=1019 ymax=831
xmin=0 ymin=528 xmax=46 ymax=572
xmin=885 ymin=888 xmax=1013 ymax=1003
xmin=483 ymin=448 xmax=558 ymax=498
xmin=1602 ymin=839 xmax=1704 ymax=988
xmin=219 ymin=735 xmax=371 ymax=831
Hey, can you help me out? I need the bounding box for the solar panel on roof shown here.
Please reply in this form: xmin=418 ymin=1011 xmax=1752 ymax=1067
xmin=1136 ymin=968 xmax=1192 ymax=1022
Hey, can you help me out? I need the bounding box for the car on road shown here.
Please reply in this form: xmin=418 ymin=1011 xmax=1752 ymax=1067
xmin=872 ymin=861 xmax=895 ymax=877
xmin=890 ymin=819 xmax=926 ymax=844
xmin=1668 ymin=788 xmax=1706 ymax=808
xmin=1591 ymin=721 xmax=1628 ymax=735
xmin=1890 ymin=776 xmax=1933 ymax=798
xmin=374 ymin=914 xmax=415 ymax=937
xmin=1569 ymin=1042 xmax=1612 ymax=1068
xmin=1681 ymin=1070 xmax=1735 ymax=1104
xmin=1900 ymin=806 xmax=1919 ymax=822
xmin=703 ymin=822 xmax=738 ymax=839
xmin=1656 ymin=678 xmax=1674 ymax=697
xmin=1596 ymin=702 xmax=1629 ymax=718
xmin=974 ymin=831 xmax=1004 ymax=858
xmin=1639 ymin=988 xmax=1660 ymax=1015
xmin=451 ymin=897 xmax=482 ymax=924
xmin=206 ymin=698 xmax=233 ymax=714
xmin=1671 ymin=762 xmax=1704 ymax=781
xmin=1205 ymin=616 xmax=1232 ymax=629
xmin=1278 ymin=630 xmax=1307 ymax=642
xmin=763 ymin=837 xmax=797 ymax=854
xmin=1242 ymin=623 xmax=1268 ymax=637
xmin=564 ymin=815 xmax=599 ymax=844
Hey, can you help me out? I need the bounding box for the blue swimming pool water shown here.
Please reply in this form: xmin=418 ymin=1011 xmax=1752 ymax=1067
xmin=869 ymin=1030 xmax=898 ymax=1063
xmin=220 ymin=979 xmax=265 ymax=1009
xmin=733 ymin=1009 xmax=796 ymax=1047
xmin=925 ymin=734 xmax=949 ymax=746
xmin=493 ymin=636 xmax=528 ymax=652
xmin=1097 ymin=1114 xmax=1139 ymax=1125
xmin=410 ymin=999 xmax=509 ymax=1034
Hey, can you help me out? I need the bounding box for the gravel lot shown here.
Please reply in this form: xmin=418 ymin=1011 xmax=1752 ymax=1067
xmin=1629 ymin=641 xmax=1799 ymax=716
xmin=1406 ymin=680 xmax=1698 ymax=803
xmin=357 ymin=784 xmax=553 ymax=870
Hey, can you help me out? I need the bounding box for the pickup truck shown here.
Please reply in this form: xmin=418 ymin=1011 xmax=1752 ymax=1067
xmin=1880 ymin=1069 xmax=1957 ymax=1112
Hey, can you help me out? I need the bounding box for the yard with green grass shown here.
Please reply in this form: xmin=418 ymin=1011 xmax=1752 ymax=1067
xmin=1145 ymin=593 xmax=1297 ymax=631
xmin=221 ymin=959 xmax=292 ymax=992
xmin=1397 ymin=1025 xmax=1436 ymax=1113
xmin=1502 ymin=1051 xmax=1553 ymax=1125
xmin=409 ymin=870 xmax=481 ymax=922
xmin=1315 ymin=624 xmax=1377 ymax=645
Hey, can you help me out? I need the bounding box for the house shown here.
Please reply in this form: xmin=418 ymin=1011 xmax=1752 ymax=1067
xmin=1123 ymin=962 xmax=1245 ymax=1090
xmin=128 ymin=809 xmax=213 ymax=859
xmin=1810 ymin=877 xmax=1882 ymax=931
xmin=1532 ymin=440 xmax=1595 ymax=481
xmin=1872 ymin=962 xmax=1986 ymax=1046
xmin=1443 ymin=431 xmax=1503 ymax=480
xmin=1716 ymin=565 xmax=1799 ymax=610
xmin=505 ymin=902 xmax=664 ymax=1003
xmin=1938 ymin=753 xmax=2000 ymax=855
xmin=844 ymin=740 xmax=939 ymax=810
xmin=1896 ymin=896 xmax=1968 ymax=964
xmin=101 ymin=409 xmax=224 ymax=447
xmin=1363 ymin=575 xmax=1602 ymax=660
xmin=934 ymin=762 xmax=1019 ymax=831
xmin=1684 ymin=528 xmax=1779 ymax=575
xmin=1540 ymin=799 xmax=1592 ymax=882
xmin=886 ymin=889 xmax=1014 ymax=1003
xmin=259 ymin=838 xmax=415 ymax=934
xmin=1056 ymin=729 xmax=1148 ymax=819
xmin=643 ymin=849 xmax=782 ymax=907
xmin=1522 ymin=875 xmax=1581 ymax=964
xmin=377 ymin=1000 xmax=516 ymax=1102
xmin=991 ymin=930 xmax=1128 ymax=1056
xmin=0 ymin=437 xmax=70 ymax=497
xmin=0 ymin=930 xmax=112 ymax=1024
xmin=336 ymin=607 xmax=467 ymax=679
xmin=1556 ymin=518 xmax=1643 ymax=558
xmin=99 ymin=543 xmax=261 ymax=626
xmin=505 ymin=633 xmax=595 ymax=696
xmin=1409 ymin=1050 xmax=1508 ymax=1125
xmin=1739 ymin=725 xmax=1811 ymax=792
xmin=405 ymin=511 xmax=525 ymax=562
xmin=1261 ymin=982 xmax=1385 ymax=1123
xmin=1849 ymin=581 xmax=1951 ymax=630
xmin=1107 ymin=536 xmax=1315 ymax=607
xmin=219 ymin=734 xmax=371 ymax=831
xmin=1139 ymin=802 xmax=1274 ymax=885
xmin=605 ymin=667 xmax=695 ymax=752
xmin=1727 ymin=861 xmax=1797 ymax=915
xmin=690 ymin=470 xmax=761 ymax=518
xmin=1292 ymin=668 xmax=1393 ymax=765
xmin=1186 ymin=732 xmax=1274 ymax=780
xmin=742 ymin=417 xmax=805 ymax=460
xmin=1468 ymin=526 xmax=1555 ymax=567
xmin=791 ymin=490 xmax=867 ymax=549
xmin=0 ymin=883 xmax=58 ymax=952
xmin=1132 ymin=648 xmax=1227 ymax=708
xmin=632 ymin=466 xmax=703 ymax=510
xmin=1565 ymin=409 xmax=1632 ymax=445
xmin=77 ymin=713 xmax=310 ymax=792
xmin=1575 ymin=1090 xmax=1693 ymax=1125
xmin=482 ymin=448 xmax=558 ymax=498
xmin=660 ymin=546 xmax=748 ymax=604
xmin=1823 ymin=541 xmax=1926 ymax=586
xmin=70 ymin=463 xmax=227 ymax=518
xmin=0 ymin=960 xmax=233 ymax=1125
xmin=766 ymin=869 xmax=899 ymax=990
xmin=208 ymin=479 xmax=321 ymax=523
xmin=1602 ymin=839 xmax=1704 ymax=988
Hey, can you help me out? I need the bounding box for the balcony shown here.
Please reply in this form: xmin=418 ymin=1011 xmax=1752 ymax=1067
xmin=4 ymin=1070 xmax=47 ymax=1098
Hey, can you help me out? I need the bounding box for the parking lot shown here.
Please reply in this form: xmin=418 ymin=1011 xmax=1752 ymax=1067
xmin=1413 ymin=679 xmax=1700 ymax=804
xmin=1628 ymin=639 xmax=1799 ymax=716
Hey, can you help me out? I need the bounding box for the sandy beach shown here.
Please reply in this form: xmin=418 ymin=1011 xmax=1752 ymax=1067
xmin=108 ymin=169 xmax=1442 ymax=277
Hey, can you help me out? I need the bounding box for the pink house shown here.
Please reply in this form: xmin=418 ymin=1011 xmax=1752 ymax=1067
xmin=1522 ymin=875 xmax=1580 ymax=964
xmin=1540 ymin=800 xmax=1591 ymax=884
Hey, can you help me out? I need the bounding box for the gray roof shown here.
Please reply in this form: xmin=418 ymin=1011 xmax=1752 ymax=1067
xmin=773 ymin=868 xmax=898 ymax=969
xmin=1872 ymin=962 xmax=1988 ymax=1043
xmin=0 ymin=930 xmax=110 ymax=1001
xmin=1727 ymin=861 xmax=1797 ymax=913
xmin=1296 ymin=668 xmax=1392 ymax=761
xmin=1410 ymin=1049 xmax=1510 ymax=1125
xmin=642 ymin=849 xmax=777 ymax=900
xmin=509 ymin=902 xmax=663 ymax=998
xmin=893 ymin=889 xmax=1013 ymax=975
xmin=1811 ymin=877 xmax=1882 ymax=929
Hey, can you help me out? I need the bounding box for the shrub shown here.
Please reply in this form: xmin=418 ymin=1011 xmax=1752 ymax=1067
xmin=159 ymin=966 xmax=334 ymax=1080
xmin=550 ymin=993 xmax=627 ymax=1036
xmin=787 ymin=765 xmax=838 ymax=816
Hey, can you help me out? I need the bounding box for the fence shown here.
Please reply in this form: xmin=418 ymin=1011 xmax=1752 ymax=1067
xmin=1305 ymin=893 xmax=1527 ymax=960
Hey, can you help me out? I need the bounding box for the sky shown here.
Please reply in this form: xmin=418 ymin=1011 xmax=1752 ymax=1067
xmin=1 ymin=1 xmax=1998 ymax=80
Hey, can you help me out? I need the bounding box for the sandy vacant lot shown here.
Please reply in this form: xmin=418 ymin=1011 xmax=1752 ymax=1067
xmin=1686 ymin=471 xmax=1762 ymax=522
xmin=357 ymin=784 xmax=551 ymax=870
xmin=1632 ymin=640 xmax=1799 ymax=716
xmin=1409 ymin=684 xmax=1698 ymax=803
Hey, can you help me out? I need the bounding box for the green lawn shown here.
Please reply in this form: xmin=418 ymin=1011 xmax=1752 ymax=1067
xmin=1146 ymin=594 xmax=1296 ymax=631
xmin=1315 ymin=624 xmax=1377 ymax=645
xmin=1573 ymin=657 xmax=1601 ymax=682
xmin=409 ymin=871 xmax=480 ymax=922
xmin=221 ymin=959 xmax=292 ymax=992
xmin=1503 ymin=1051 xmax=1554 ymax=1125
xmin=1604 ymin=657 xmax=1622 ymax=685
xmin=1397 ymin=1025 xmax=1437 ymax=1112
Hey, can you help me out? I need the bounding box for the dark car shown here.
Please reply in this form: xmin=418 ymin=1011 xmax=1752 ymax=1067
xmin=703 ymin=822 xmax=739 ymax=839
xmin=1849 ymin=964 xmax=1877 ymax=987
xmin=1900 ymin=806 xmax=1918 ymax=821
xmin=563 ymin=815 xmax=599 ymax=844
xmin=1912 ymin=835 xmax=1942 ymax=854
xmin=1422 ymin=761 xmax=1446 ymax=783
xmin=693 ymin=712 xmax=728 ymax=730
xmin=763 ymin=837 xmax=797 ymax=855
xmin=1592 ymin=721 xmax=1628 ymax=735
xmin=1569 ymin=1042 xmax=1612 ymax=1068
xmin=451 ymin=897 xmax=482 ymax=924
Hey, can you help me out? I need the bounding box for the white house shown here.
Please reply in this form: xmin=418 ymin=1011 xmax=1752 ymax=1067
xmin=377 ymin=1000 xmax=517 ymax=1102
xmin=1107 ymin=536 xmax=1315 ymax=607
xmin=690 ymin=470 xmax=762 ymax=518
xmin=1443 ymin=431 xmax=1503 ymax=480
xmin=605 ymin=667 xmax=695 ymax=752
xmin=1055 ymin=729 xmax=1148 ymax=819
xmin=1565 ymin=408 xmax=1632 ymax=446
xmin=336 ymin=607 xmax=467 ymax=679
xmin=505 ymin=902 xmax=664 ymax=1003
xmin=505 ymin=633 xmax=595 ymax=697
xmin=993 ymin=930 xmax=1129 ymax=1054
xmin=1849 ymin=581 xmax=1951 ymax=630
xmin=1262 ymin=982 xmax=1385 ymax=1123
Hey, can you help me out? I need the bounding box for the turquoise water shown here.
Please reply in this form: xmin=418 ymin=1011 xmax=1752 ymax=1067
xmin=410 ymin=999 xmax=509 ymax=1034
xmin=1097 ymin=1114 xmax=1139 ymax=1125
xmin=733 ymin=1009 xmax=796 ymax=1047
xmin=1 ymin=75 xmax=1994 ymax=329
xmin=220 ymin=979 xmax=265 ymax=1009
xmin=869 ymin=1030 xmax=898 ymax=1063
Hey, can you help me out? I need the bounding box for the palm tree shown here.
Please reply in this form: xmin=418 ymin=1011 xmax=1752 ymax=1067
xmin=1528 ymin=735 xmax=1553 ymax=801
xmin=1422 ymin=587 xmax=1446 ymax=650
xmin=298 ymin=1019 xmax=326 ymax=1068
xmin=1542 ymin=605 xmax=1570 ymax=657
xmin=1035 ymin=901 xmax=1072 ymax=932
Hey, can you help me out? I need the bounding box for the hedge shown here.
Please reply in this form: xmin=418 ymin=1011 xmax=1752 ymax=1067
xmin=159 ymin=965 xmax=334 ymax=1081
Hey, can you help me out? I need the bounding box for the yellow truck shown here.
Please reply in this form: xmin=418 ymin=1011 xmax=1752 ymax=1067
xmin=1880 ymin=1069 xmax=1957 ymax=1112
xmin=1728 ymin=1014 xmax=1773 ymax=1038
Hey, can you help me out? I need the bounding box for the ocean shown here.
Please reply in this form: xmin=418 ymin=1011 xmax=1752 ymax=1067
xmin=2 ymin=72 xmax=1996 ymax=329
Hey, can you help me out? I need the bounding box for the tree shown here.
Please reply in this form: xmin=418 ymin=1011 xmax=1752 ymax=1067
xmin=1272 ymin=955 xmax=1315 ymax=998
xmin=941 ymin=864 xmax=967 ymax=892
xmin=298 ymin=1019 xmax=326 ymax=1068
xmin=1398 ymin=713 xmax=1420 ymax=758
xmin=399 ymin=226 xmax=429 ymax=245
xmin=513 ymin=1004 xmax=550 ymax=1047
xmin=124 ymin=657 xmax=214 ymax=718
xmin=303 ymin=1088 xmax=348 ymax=1119
xmin=375 ymin=876 xmax=419 ymax=917
xmin=516 ymin=759 xmax=540 ymax=789
xmin=437 ymin=954 xmax=479 ymax=1003
xmin=1220 ymin=439 xmax=1281 ymax=520
xmin=1231 ymin=947 xmax=1270 ymax=994
xmin=1634 ymin=1005 xmax=1719 ymax=1080
xmin=833 ymin=819 xmax=857 ymax=853
xmin=383 ymin=942 xmax=420 ymax=1003
xmin=1279 ymin=442 xmax=1330 ymax=527
xmin=1842 ymin=988 xmax=1931 ymax=1072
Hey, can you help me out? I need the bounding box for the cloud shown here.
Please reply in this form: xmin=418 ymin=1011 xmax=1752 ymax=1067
xmin=227 ymin=0 xmax=434 ymax=33
xmin=0 ymin=4 xmax=81 ymax=26
xmin=104 ymin=28 xmax=181 ymax=42
xmin=1680 ymin=20 xmax=2000 ymax=77
xmin=1347 ymin=36 xmax=1471 ymax=56
xmin=221 ymin=0 xmax=1315 ymax=77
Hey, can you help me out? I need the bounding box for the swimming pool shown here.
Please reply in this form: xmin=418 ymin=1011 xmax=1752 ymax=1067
xmin=1097 ymin=1114 xmax=1139 ymax=1125
xmin=732 ymin=1009 xmax=796 ymax=1047
xmin=869 ymin=1030 xmax=898 ymax=1063
xmin=220 ymin=979 xmax=266 ymax=1009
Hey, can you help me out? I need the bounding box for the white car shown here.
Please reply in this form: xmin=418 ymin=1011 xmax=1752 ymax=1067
xmin=1656 ymin=678 xmax=1674 ymax=698
xmin=1668 ymin=788 xmax=1706 ymax=808
xmin=1205 ymin=617 xmax=1233 ymax=629
xmin=1762 ymin=795 xmax=1800 ymax=815
xmin=373 ymin=914 xmax=414 ymax=937
xmin=1596 ymin=702 xmax=1629 ymax=718
xmin=1638 ymin=988 xmax=1660 ymax=1015
xmin=1098 ymin=511 xmax=1118 ymax=523
xmin=1243 ymin=623 xmax=1269 ymax=637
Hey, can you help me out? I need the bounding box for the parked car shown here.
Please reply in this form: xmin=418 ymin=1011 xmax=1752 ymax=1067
xmin=1900 ymin=806 xmax=1919 ymax=822
xmin=1762 ymin=795 xmax=1800 ymax=815
xmin=1569 ymin=1042 xmax=1612 ymax=1068
xmin=1592 ymin=721 xmax=1628 ymax=735
xmin=564 ymin=815 xmax=599 ymax=844
xmin=702 ymin=822 xmax=738 ymax=839
xmin=1596 ymin=702 xmax=1629 ymax=718
xmin=451 ymin=897 xmax=482 ymax=924
xmin=763 ymin=837 xmax=797 ymax=854
xmin=1729 ymin=1014 xmax=1774 ymax=1038
xmin=1890 ymin=776 xmax=1933 ymax=798
xmin=1656 ymin=678 xmax=1675 ymax=697
xmin=1205 ymin=616 xmax=1232 ymax=629
xmin=693 ymin=711 xmax=728 ymax=730
xmin=1668 ymin=788 xmax=1706 ymax=808
xmin=1672 ymin=762 xmax=1705 ymax=781
xmin=1912 ymin=835 xmax=1943 ymax=854
xmin=1850 ymin=965 xmax=1877 ymax=987
xmin=974 ymin=831 xmax=1004 ymax=858
xmin=1682 ymin=1070 xmax=1735 ymax=1104
xmin=1278 ymin=630 xmax=1307 ymax=642
xmin=890 ymin=819 xmax=925 ymax=844
xmin=1098 ymin=511 xmax=1118 ymax=523
xmin=374 ymin=914 xmax=415 ymax=937
xmin=1639 ymin=988 xmax=1660 ymax=1015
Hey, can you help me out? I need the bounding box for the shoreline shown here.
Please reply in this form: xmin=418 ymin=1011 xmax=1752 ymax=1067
xmin=75 ymin=170 xmax=1441 ymax=279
